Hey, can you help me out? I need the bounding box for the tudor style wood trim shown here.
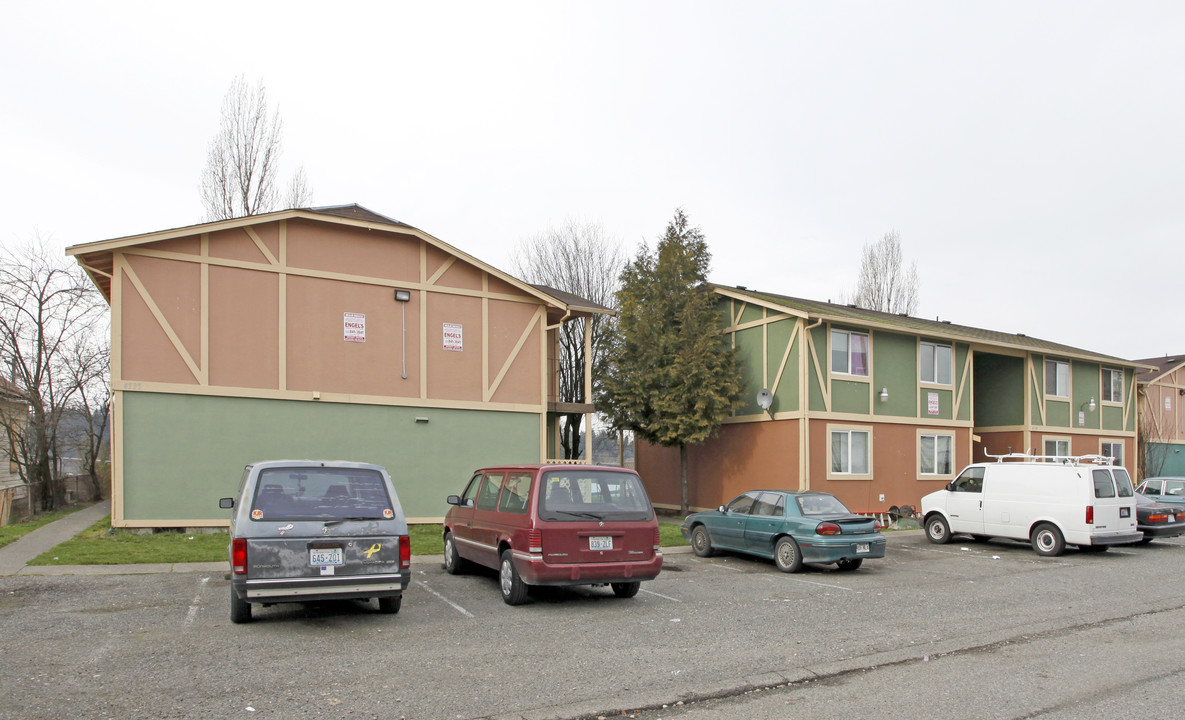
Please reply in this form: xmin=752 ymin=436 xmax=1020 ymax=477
xmin=121 ymin=256 xmax=205 ymax=384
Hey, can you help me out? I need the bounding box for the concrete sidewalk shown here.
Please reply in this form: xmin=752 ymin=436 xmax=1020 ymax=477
xmin=0 ymin=500 xmax=112 ymax=576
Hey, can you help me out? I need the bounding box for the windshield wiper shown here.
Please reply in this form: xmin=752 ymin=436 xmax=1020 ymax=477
xmin=551 ymin=510 xmax=604 ymax=520
xmin=322 ymin=517 xmax=375 ymax=527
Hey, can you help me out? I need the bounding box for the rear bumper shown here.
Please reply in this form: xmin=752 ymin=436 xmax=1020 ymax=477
xmin=513 ymin=551 xmax=663 ymax=586
xmin=1083 ymin=532 xmax=1144 ymax=547
xmin=797 ymin=535 xmax=887 ymax=564
xmin=1139 ymin=523 xmax=1185 ymax=538
xmin=236 ymin=572 xmax=408 ymax=603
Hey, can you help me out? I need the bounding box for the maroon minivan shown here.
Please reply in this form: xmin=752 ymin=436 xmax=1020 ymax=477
xmin=443 ymin=464 xmax=663 ymax=605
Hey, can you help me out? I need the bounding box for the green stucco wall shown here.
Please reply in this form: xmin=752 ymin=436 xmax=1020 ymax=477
xmin=735 ymin=325 xmax=766 ymax=415
xmin=767 ymin=318 xmax=799 ymax=413
xmin=1149 ymin=443 xmax=1185 ymax=476
xmin=871 ymin=331 xmax=915 ymax=417
xmin=833 ymin=380 xmax=870 ymax=415
xmin=121 ymin=392 xmax=540 ymax=523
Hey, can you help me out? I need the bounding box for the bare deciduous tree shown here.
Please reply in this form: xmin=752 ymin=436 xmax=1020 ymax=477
xmin=60 ymin=337 xmax=111 ymax=501
xmin=0 ymin=241 xmax=107 ymax=510
xmin=513 ymin=219 xmax=626 ymax=460
xmin=849 ymin=230 xmax=920 ymax=315
xmin=199 ymin=76 xmax=312 ymax=221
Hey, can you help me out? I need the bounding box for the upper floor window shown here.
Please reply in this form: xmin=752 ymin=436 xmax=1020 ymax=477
xmin=1101 ymin=368 xmax=1124 ymax=403
xmin=1045 ymin=360 xmax=1070 ymax=398
xmin=831 ymin=329 xmax=869 ymax=377
xmin=920 ymin=342 xmax=952 ymax=385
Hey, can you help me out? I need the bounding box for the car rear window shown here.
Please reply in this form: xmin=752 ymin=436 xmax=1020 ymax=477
xmin=251 ymin=467 xmax=394 ymax=521
xmin=538 ymin=469 xmax=653 ymax=522
xmin=1112 ymin=468 xmax=1134 ymax=497
xmin=1092 ymin=469 xmax=1116 ymax=499
xmin=796 ymin=494 xmax=852 ymax=516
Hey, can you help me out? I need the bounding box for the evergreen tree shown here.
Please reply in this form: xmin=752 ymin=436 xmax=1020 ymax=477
xmin=598 ymin=209 xmax=743 ymax=513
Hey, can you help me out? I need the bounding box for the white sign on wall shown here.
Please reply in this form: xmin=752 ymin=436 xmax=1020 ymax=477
xmin=1168 ymin=396 xmax=1174 ymax=411
xmin=927 ymin=392 xmax=940 ymax=416
xmin=344 ymin=312 xmax=366 ymax=343
xmin=443 ymin=322 xmax=463 ymax=351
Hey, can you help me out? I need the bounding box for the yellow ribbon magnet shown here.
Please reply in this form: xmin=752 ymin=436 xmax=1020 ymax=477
xmin=364 ymin=543 xmax=382 ymax=558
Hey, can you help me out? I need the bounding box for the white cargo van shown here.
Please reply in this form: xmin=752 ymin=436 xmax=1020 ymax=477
xmin=920 ymin=454 xmax=1142 ymax=556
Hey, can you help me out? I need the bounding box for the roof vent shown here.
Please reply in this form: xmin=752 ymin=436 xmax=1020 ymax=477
xmin=847 ymin=303 xmax=857 ymax=308
xmin=898 ymin=312 xmax=909 ymax=317
xmin=942 ymin=320 xmax=951 ymax=324
xmin=1017 ymin=333 xmax=1027 ymax=337
xmin=737 ymin=285 xmax=747 ymax=291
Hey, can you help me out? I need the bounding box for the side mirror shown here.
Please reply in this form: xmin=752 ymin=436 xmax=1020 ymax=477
xmin=219 ymin=497 xmax=235 ymax=509
xmin=946 ymin=482 xmax=956 ymax=492
xmin=717 ymin=505 xmax=727 ymax=513
xmin=446 ymin=495 xmax=461 ymax=506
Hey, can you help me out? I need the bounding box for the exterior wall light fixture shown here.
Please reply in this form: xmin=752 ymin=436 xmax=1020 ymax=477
xmin=394 ymin=289 xmax=411 ymax=379
xmin=879 ymin=387 xmax=889 ymax=403
xmin=1082 ymin=396 xmax=1096 ymax=412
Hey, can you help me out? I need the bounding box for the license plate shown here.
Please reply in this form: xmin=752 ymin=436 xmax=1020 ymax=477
xmin=589 ymin=536 xmax=613 ymax=551
xmin=310 ymin=548 xmax=343 ymax=566
xmin=856 ymin=543 xmax=870 ymax=554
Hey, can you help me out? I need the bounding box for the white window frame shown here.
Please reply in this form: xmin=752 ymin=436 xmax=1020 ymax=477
xmin=1044 ymin=437 xmax=1071 ymax=459
xmin=1045 ymin=359 xmax=1070 ymax=398
xmin=1100 ymin=440 xmax=1124 ymax=467
xmin=828 ymin=426 xmax=872 ymax=478
xmin=920 ymin=341 xmax=953 ymax=386
xmin=919 ymin=432 xmax=955 ymax=478
xmin=1101 ymin=368 xmax=1124 ymax=404
xmin=831 ymin=329 xmax=870 ymax=378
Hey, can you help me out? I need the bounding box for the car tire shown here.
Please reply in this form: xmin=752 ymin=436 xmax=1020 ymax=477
xmin=691 ymin=525 xmax=715 ymax=558
xmin=835 ymin=558 xmax=863 ymax=571
xmin=1031 ymin=523 xmax=1066 ymax=557
xmin=230 ymin=587 xmax=251 ymax=624
xmin=773 ymin=536 xmax=802 ymax=573
xmin=611 ymin=581 xmax=641 ymax=598
xmin=443 ymin=531 xmax=467 ymax=575
xmin=925 ymin=515 xmax=952 ymax=545
xmin=377 ymin=595 xmax=402 ymax=614
xmin=499 ymin=550 xmax=529 ymax=605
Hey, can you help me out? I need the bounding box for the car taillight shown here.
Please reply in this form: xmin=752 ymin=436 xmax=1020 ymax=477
xmin=232 ymin=538 xmax=247 ymax=575
xmin=816 ymin=522 xmax=841 ymax=535
xmin=1085 ymin=506 xmax=1094 ymax=524
xmin=654 ymin=527 xmax=661 ymax=551
xmin=399 ymin=535 xmax=411 ymax=570
xmin=528 ymin=529 xmax=542 ymax=553
xmin=1148 ymin=513 xmax=1169 ymax=523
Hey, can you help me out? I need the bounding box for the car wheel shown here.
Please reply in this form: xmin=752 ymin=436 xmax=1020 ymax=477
xmin=691 ymin=525 xmax=715 ymax=558
xmin=925 ymin=515 xmax=952 ymax=545
xmin=774 ymin=536 xmax=802 ymax=573
xmin=230 ymin=587 xmax=251 ymax=624
xmin=443 ymin=532 xmax=466 ymax=575
xmin=835 ymin=558 xmax=863 ymax=571
xmin=377 ymin=596 xmax=402 ymax=614
xmin=1031 ymin=523 xmax=1065 ymax=557
xmin=611 ymin=581 xmax=641 ymax=598
xmin=499 ymin=550 xmax=529 ymax=605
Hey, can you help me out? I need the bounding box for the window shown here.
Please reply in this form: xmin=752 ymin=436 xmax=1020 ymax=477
xmin=831 ymin=329 xmax=870 ymax=377
xmin=251 ymin=467 xmax=393 ymax=521
xmin=725 ymin=493 xmax=758 ymax=514
xmin=1101 ymin=368 xmax=1124 ymax=403
xmin=1045 ymin=360 xmax=1070 ymax=398
xmin=750 ymin=492 xmax=784 ymax=517
xmin=497 ymin=472 xmax=532 ymax=514
xmin=1142 ymin=479 xmax=1163 ymax=495
xmin=920 ymin=434 xmax=954 ymax=475
xmin=1101 ymin=441 xmax=1124 ymax=467
xmin=920 ymin=342 xmax=952 ymax=385
xmin=1044 ymin=439 xmax=1070 ymax=459
xmin=1113 ymin=468 xmax=1134 ymax=497
xmin=537 ymin=469 xmax=653 ymax=521
xmin=831 ymin=429 xmax=870 ymax=474
xmin=1092 ymin=469 xmax=1116 ymax=499
xmin=951 ymin=466 xmax=984 ymax=493
xmin=476 ymin=472 xmax=503 ymax=510
xmin=797 ymin=493 xmax=852 ymax=516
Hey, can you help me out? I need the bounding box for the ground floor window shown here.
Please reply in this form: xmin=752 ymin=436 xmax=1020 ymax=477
xmin=920 ymin=433 xmax=953 ymax=475
xmin=830 ymin=428 xmax=870 ymax=475
xmin=1101 ymin=440 xmax=1124 ymax=467
xmin=1044 ymin=438 xmax=1071 ymax=459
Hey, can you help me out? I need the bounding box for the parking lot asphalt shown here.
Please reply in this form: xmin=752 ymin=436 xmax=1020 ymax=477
xmin=3 ymin=525 xmax=1183 ymax=720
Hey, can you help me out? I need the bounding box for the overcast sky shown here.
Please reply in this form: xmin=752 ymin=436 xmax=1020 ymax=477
xmin=3 ymin=1 xmax=1181 ymax=361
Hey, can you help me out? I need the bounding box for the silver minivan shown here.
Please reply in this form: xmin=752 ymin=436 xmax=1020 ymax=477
xmin=219 ymin=460 xmax=410 ymax=623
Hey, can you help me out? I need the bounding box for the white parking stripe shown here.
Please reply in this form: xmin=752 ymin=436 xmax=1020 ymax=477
xmin=785 ymin=577 xmax=856 ymax=592
xmin=708 ymin=562 xmax=744 ymax=571
xmin=185 ymin=576 xmax=210 ymax=626
xmin=639 ymin=587 xmax=681 ymax=602
xmin=415 ymin=580 xmax=474 ymax=618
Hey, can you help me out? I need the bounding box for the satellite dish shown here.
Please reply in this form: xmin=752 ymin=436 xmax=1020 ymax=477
xmin=756 ymin=388 xmax=773 ymax=411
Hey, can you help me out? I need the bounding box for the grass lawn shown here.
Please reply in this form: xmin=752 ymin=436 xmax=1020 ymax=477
xmin=27 ymin=514 xmax=691 ymax=565
xmin=0 ymin=507 xmax=85 ymax=550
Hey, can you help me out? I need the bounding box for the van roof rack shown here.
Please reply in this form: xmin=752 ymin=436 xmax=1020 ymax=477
xmin=983 ymin=451 xmax=1116 ymax=466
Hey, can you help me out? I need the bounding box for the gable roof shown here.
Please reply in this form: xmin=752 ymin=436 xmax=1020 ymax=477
xmin=716 ymin=285 xmax=1147 ymax=369
xmin=65 ymin=204 xmax=601 ymax=319
xmin=1133 ymin=355 xmax=1185 ymax=384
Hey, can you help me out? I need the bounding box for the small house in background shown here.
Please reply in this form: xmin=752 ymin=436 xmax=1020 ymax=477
xmin=1135 ymin=355 xmax=1185 ymax=477
xmin=636 ymin=286 xmax=1145 ymax=515
xmin=67 ymin=205 xmax=608 ymax=528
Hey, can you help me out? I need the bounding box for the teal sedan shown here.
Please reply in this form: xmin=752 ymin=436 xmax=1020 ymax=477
xmin=680 ymin=490 xmax=886 ymax=572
